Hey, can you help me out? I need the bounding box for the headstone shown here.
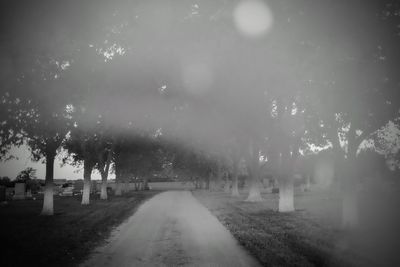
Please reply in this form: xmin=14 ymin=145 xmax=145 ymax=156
xmin=0 ymin=186 xmax=6 ymax=202
xmin=6 ymin=188 xmax=14 ymax=198
xmin=96 ymin=182 xmax=102 ymax=192
xmin=13 ymin=183 xmax=26 ymax=200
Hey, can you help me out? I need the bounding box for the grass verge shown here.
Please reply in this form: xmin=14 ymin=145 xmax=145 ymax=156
xmin=193 ymin=190 xmax=377 ymax=267
xmin=0 ymin=190 xmax=160 ymax=267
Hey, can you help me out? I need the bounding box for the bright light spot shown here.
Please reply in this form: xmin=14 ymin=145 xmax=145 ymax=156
xmin=65 ymin=104 xmax=74 ymax=113
xmin=233 ymin=0 xmax=273 ymax=37
xmin=358 ymin=138 xmax=374 ymax=154
xmin=61 ymin=61 xmax=70 ymax=70
xmin=307 ymin=142 xmax=332 ymax=153
xmin=158 ymin=85 xmax=167 ymax=94
xmin=191 ymin=4 xmax=200 ymax=16
xmin=154 ymin=128 xmax=162 ymax=137
xmin=184 ymin=4 xmax=200 ymax=19
xmin=271 ymin=100 xmax=277 ymax=117
xmin=97 ymin=43 xmax=126 ymax=62
xmin=291 ymin=106 xmax=298 ymax=115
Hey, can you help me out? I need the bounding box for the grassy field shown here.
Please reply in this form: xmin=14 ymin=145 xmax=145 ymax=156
xmin=194 ymin=189 xmax=400 ymax=267
xmin=0 ymin=191 xmax=160 ymax=267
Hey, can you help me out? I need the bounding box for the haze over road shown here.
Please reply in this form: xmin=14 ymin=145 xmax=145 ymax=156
xmin=81 ymin=191 xmax=260 ymax=267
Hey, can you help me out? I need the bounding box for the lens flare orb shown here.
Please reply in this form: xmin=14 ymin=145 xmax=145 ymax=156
xmin=233 ymin=0 xmax=273 ymax=37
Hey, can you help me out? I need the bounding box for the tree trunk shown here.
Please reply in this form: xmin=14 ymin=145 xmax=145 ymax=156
xmin=231 ymin=159 xmax=240 ymax=197
xmin=246 ymin=140 xmax=262 ymax=202
xmin=124 ymin=181 xmax=129 ymax=192
xmin=278 ymin=178 xmax=295 ymax=212
xmin=206 ymin=173 xmax=211 ymax=190
xmin=41 ymin=153 xmax=55 ymax=215
xmin=214 ymin=161 xmax=223 ymax=191
xmin=122 ymin=181 xmax=127 ymax=193
xmin=341 ymin=126 xmax=360 ymax=228
xmin=277 ymin=135 xmax=298 ymax=212
xmin=224 ymin=177 xmax=231 ymax=193
xmin=246 ymin=176 xmax=262 ymax=201
xmin=231 ymin=174 xmax=240 ymax=197
xmin=143 ymin=177 xmax=149 ymax=190
xmin=341 ymin=158 xmax=359 ymax=228
xmin=100 ymin=172 xmax=108 ymax=200
xmin=99 ymin=150 xmax=112 ymax=200
xmin=81 ymin=160 xmax=92 ymax=205
xmin=115 ymin=166 xmax=122 ymax=196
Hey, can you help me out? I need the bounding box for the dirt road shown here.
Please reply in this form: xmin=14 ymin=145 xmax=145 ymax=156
xmin=81 ymin=191 xmax=260 ymax=267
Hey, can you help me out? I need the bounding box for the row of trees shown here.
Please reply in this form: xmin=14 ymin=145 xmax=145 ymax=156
xmin=0 ymin=1 xmax=399 ymax=227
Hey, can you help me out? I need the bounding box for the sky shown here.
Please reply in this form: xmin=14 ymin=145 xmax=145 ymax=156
xmin=0 ymin=145 xmax=113 ymax=180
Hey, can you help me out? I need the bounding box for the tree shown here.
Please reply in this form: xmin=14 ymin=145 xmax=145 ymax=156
xmin=119 ymin=133 xmax=164 ymax=190
xmin=15 ymin=167 xmax=37 ymax=182
xmin=64 ymin=121 xmax=99 ymax=205
xmin=0 ymin=177 xmax=12 ymax=187
xmin=0 ymin=1 xmax=100 ymax=215
xmin=96 ymin=140 xmax=113 ymax=200
xmin=278 ymin=0 xmax=400 ymax=226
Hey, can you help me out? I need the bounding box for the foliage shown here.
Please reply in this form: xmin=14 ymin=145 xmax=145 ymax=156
xmin=0 ymin=176 xmax=13 ymax=187
xmin=15 ymin=167 xmax=37 ymax=182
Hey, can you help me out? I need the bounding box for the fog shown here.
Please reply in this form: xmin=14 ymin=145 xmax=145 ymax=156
xmin=1 ymin=0 xmax=400 ymax=266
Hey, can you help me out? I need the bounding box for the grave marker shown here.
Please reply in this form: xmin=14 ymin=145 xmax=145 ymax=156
xmin=13 ymin=183 xmax=26 ymax=200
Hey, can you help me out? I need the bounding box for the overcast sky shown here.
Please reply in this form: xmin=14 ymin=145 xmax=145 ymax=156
xmin=0 ymin=145 xmax=113 ymax=180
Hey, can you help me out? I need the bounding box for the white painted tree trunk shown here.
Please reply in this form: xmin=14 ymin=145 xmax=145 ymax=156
xmin=341 ymin=127 xmax=360 ymax=228
xmin=214 ymin=162 xmax=223 ymax=191
xmin=81 ymin=160 xmax=92 ymax=205
xmin=246 ymin=157 xmax=262 ymax=201
xmin=231 ymin=175 xmax=240 ymax=197
xmin=41 ymin=183 xmax=54 ymax=215
xmin=246 ymin=139 xmax=263 ymax=202
xmin=82 ymin=180 xmax=91 ymax=205
xmin=278 ymin=178 xmax=294 ymax=212
xmin=41 ymin=154 xmax=55 ymax=216
xmin=100 ymin=152 xmax=111 ymax=200
xmin=100 ymin=178 xmax=108 ymax=200
xmin=245 ymin=162 xmax=262 ymax=201
xmin=246 ymin=179 xmax=262 ymax=202
xmin=231 ymin=158 xmax=240 ymax=197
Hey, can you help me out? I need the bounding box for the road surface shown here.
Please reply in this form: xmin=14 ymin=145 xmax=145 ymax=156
xmin=81 ymin=191 xmax=260 ymax=267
